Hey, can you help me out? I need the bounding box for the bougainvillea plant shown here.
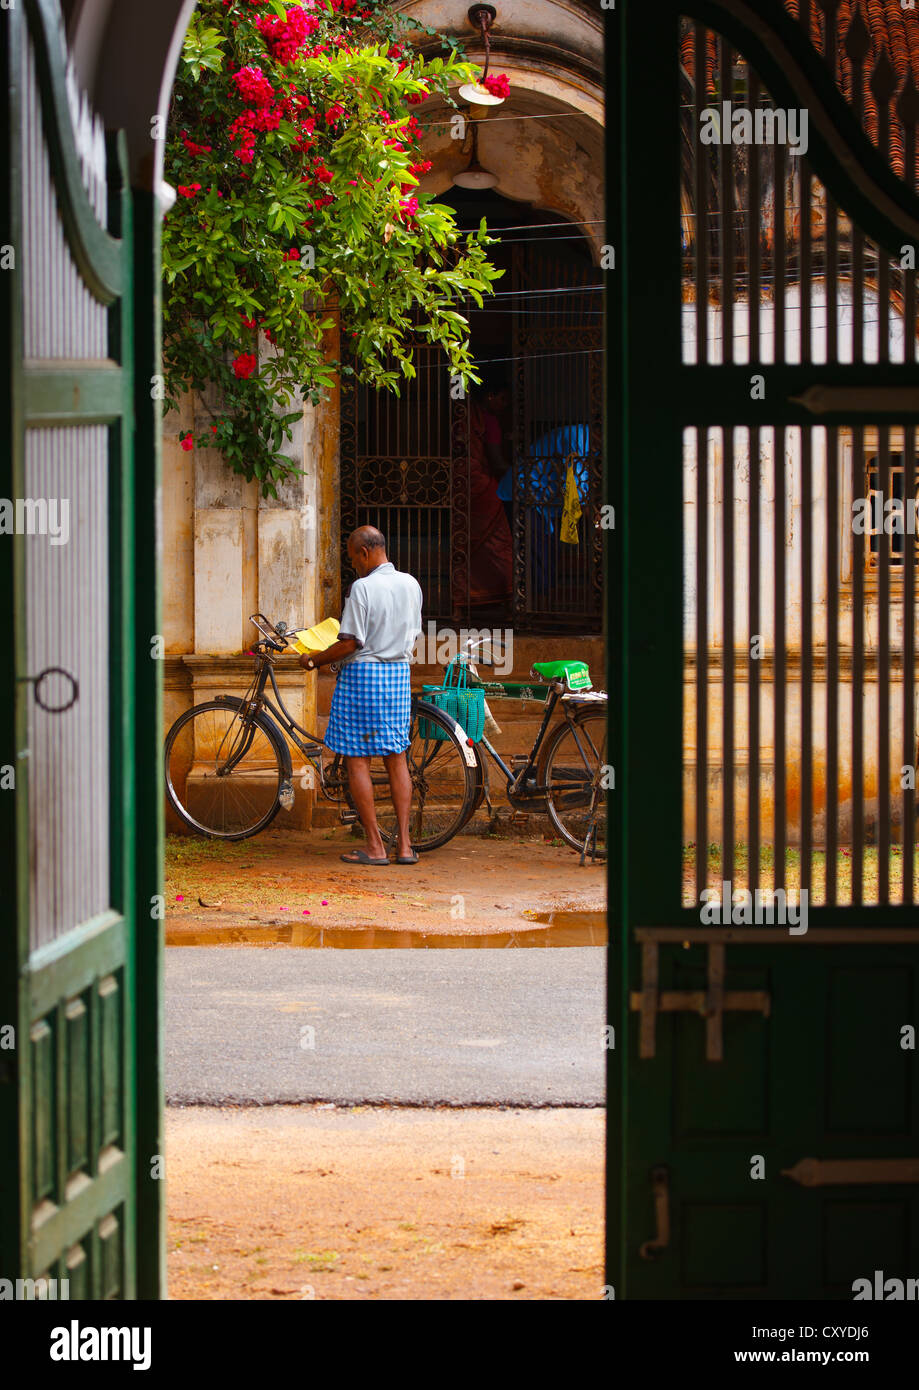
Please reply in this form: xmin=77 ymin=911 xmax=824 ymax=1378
xmin=163 ymin=0 xmax=503 ymax=496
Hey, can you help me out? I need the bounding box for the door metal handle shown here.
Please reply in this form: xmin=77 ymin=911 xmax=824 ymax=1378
xmin=16 ymin=666 xmax=79 ymax=713
xmin=639 ymin=1164 xmax=670 ymax=1259
xmin=789 ymin=386 xmax=919 ymax=415
xmin=782 ymin=1157 xmax=919 ymax=1186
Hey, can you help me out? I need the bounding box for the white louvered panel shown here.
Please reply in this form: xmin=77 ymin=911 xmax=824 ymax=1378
xmin=21 ymin=32 xmax=107 ymax=360
xmin=26 ymin=428 xmax=110 ymax=949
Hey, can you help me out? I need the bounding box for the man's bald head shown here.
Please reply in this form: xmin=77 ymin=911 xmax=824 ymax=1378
xmin=349 ymin=525 xmax=386 ymax=553
xmin=347 ymin=525 xmax=388 ymax=577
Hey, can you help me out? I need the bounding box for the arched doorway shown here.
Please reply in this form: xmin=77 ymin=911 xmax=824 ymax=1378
xmin=339 ymin=192 xmax=603 ymax=631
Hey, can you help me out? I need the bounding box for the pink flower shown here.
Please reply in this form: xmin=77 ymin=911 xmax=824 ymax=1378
xmin=233 ymin=352 xmax=258 ymax=379
xmin=176 ymin=183 xmax=202 ymax=198
xmin=232 ymin=65 xmax=275 ymax=106
xmin=181 ymin=132 xmax=213 ymax=156
xmin=284 ymin=247 xmax=300 ymax=260
xmin=180 ymin=433 xmax=193 ymax=452
xmin=484 ymin=73 xmax=510 ymax=99
xmin=256 ymin=6 xmax=319 ymax=65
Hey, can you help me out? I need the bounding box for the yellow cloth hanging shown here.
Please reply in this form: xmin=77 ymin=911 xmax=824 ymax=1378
xmin=560 ymin=457 xmax=582 ymax=545
xmin=290 ymin=616 xmax=340 ymax=656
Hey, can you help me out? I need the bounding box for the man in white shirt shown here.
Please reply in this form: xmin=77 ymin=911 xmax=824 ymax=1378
xmin=298 ymin=526 xmax=423 ymax=865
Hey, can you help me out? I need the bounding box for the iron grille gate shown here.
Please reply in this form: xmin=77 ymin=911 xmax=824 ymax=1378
xmin=611 ymin=0 xmax=919 ymax=1299
xmin=340 ymin=247 xmax=603 ymax=629
xmin=340 ymin=341 xmax=468 ymax=620
xmin=511 ymin=244 xmax=604 ymax=628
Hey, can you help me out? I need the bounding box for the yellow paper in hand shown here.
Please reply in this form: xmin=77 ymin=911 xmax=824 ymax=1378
xmin=290 ymin=616 xmax=340 ymax=656
xmin=560 ymin=459 xmax=582 ymax=545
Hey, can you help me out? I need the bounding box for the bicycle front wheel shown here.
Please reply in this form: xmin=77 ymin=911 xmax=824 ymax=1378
xmin=352 ymin=699 xmax=477 ymax=852
xmin=164 ymin=700 xmax=286 ymax=840
xmin=541 ymin=706 xmax=608 ymax=859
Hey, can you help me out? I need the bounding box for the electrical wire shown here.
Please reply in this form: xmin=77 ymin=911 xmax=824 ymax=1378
xmin=422 ymin=109 xmax=601 ymax=125
xmin=455 ymin=219 xmax=604 ymax=232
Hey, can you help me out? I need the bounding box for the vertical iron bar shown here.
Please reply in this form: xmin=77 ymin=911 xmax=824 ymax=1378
xmin=826 ymin=191 xmax=838 ymax=363
xmin=721 ymin=36 xmax=734 ymax=370
xmin=852 ymin=424 xmax=865 ymax=904
xmin=748 ymin=76 xmax=761 ymax=891
xmin=694 ymin=22 xmax=709 ymax=899
xmin=721 ymin=34 xmax=735 ymax=888
xmin=800 ymin=155 xmax=813 ymax=899
xmin=826 ymin=424 xmax=839 ymax=905
xmin=903 ymin=423 xmax=916 ymax=905
xmin=801 ymin=427 xmax=813 ymax=900
xmin=749 ymin=424 xmax=761 ymax=897
xmin=696 ymin=425 xmax=708 ymax=901
xmin=695 ymin=24 xmax=709 ymax=367
xmin=775 ymin=426 xmax=786 ymax=893
xmin=775 ymin=139 xmax=786 ymax=367
xmin=749 ymin=72 xmax=761 ymax=366
xmin=724 ymin=393 xmax=735 ymax=888
xmin=801 ymin=159 xmax=812 ymax=367
xmin=878 ymin=424 xmax=890 ymax=905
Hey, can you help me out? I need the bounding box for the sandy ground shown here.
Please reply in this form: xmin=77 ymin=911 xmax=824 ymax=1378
xmin=166 ymin=1105 xmax=605 ymax=1301
xmin=166 ymin=826 xmax=606 ymax=939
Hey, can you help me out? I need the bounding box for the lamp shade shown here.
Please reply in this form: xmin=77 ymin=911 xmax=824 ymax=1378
xmin=457 ymin=82 xmax=504 ymax=106
xmin=452 ymin=162 xmax=498 ymax=189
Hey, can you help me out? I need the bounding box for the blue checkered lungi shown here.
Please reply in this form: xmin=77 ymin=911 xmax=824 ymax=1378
xmin=324 ymin=660 xmax=412 ymax=756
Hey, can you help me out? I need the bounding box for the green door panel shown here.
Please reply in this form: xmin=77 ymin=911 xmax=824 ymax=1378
xmin=610 ymin=0 xmax=919 ymax=1298
xmin=0 ymin=0 xmax=162 ymax=1300
xmin=622 ymin=935 xmax=919 ymax=1299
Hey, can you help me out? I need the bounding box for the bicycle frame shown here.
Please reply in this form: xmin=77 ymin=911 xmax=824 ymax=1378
xmin=228 ymin=638 xmax=467 ymax=805
xmin=224 ymin=644 xmax=343 ymax=802
xmin=477 ymin=688 xmax=605 ymax=805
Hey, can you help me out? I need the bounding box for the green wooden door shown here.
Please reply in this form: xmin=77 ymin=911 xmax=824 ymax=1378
xmin=0 ymin=0 xmax=161 ymax=1298
xmin=610 ymin=0 xmax=919 ymax=1298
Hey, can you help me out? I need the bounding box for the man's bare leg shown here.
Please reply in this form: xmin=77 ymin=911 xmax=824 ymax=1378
xmin=383 ymin=751 xmax=413 ymax=860
xmin=345 ymin=756 xmax=388 ymax=860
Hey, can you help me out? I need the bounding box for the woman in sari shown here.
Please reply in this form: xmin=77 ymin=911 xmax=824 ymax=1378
xmin=454 ymin=375 xmax=514 ymax=613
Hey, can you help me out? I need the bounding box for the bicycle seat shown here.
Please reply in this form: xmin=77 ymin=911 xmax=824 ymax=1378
xmin=530 ymin=659 xmax=592 ymax=692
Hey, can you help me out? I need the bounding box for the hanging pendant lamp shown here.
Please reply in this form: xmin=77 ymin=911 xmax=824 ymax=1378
xmin=452 ymin=122 xmax=498 ymax=189
xmin=457 ymin=4 xmax=506 ymax=107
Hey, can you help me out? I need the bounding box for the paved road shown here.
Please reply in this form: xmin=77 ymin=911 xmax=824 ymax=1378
xmin=166 ymin=947 xmax=605 ymax=1106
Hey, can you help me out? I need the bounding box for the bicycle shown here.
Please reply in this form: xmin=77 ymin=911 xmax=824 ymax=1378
xmin=436 ymin=635 xmax=608 ymax=862
xmin=163 ymin=613 xmax=478 ymax=848
xmin=163 ymin=617 xmax=608 ymax=859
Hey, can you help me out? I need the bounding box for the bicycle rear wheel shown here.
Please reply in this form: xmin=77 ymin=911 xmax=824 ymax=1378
xmin=164 ymin=700 xmax=286 ymax=840
xmin=351 ymin=699 xmax=477 ymax=852
xmin=541 ymin=706 xmax=608 ymax=859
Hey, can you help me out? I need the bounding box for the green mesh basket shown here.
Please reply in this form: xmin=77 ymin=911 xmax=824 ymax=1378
xmin=420 ymin=659 xmax=485 ymax=742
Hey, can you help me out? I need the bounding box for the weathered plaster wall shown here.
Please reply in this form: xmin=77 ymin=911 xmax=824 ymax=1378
xmin=162 ymin=349 xmax=341 ymax=830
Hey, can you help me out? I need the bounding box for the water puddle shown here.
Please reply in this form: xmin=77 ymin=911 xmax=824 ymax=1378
xmin=166 ymin=909 xmax=606 ymax=949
